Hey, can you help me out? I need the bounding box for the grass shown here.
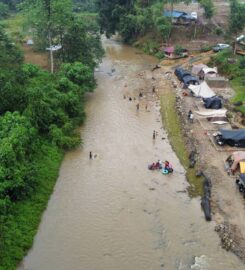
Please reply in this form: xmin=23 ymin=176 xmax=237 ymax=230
xmin=231 ymin=77 xmax=245 ymax=114
xmin=160 ymin=92 xmax=203 ymax=197
xmin=0 ymin=143 xmax=64 ymax=270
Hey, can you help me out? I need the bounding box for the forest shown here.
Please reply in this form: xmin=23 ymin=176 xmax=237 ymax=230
xmin=0 ymin=1 xmax=103 ymax=269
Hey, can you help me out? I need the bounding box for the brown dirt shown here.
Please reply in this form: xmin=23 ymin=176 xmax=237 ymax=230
xmin=152 ymin=55 xmax=245 ymax=263
xmin=23 ymin=44 xmax=49 ymax=70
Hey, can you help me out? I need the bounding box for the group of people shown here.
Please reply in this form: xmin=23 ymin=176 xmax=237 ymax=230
xmin=148 ymin=160 xmax=173 ymax=173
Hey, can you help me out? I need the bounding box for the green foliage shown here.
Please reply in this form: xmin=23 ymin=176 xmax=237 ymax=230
xmin=174 ymin=44 xmax=184 ymax=55
xmin=0 ymin=2 xmax=9 ymax=19
xmin=98 ymin=0 xmax=171 ymax=43
xmin=229 ymin=0 xmax=245 ymax=35
xmin=0 ymin=21 xmax=100 ymax=268
xmin=199 ymin=0 xmax=214 ymax=19
xmin=58 ymin=17 xmax=104 ymax=68
xmin=211 ymin=51 xmax=245 ymax=114
xmin=0 ymin=143 xmax=63 ymax=270
xmin=200 ymin=44 xmax=212 ymax=52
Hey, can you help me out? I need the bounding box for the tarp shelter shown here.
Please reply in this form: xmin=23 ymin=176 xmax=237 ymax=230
xmin=203 ymin=96 xmax=222 ymax=109
xmin=188 ymin=81 xmax=215 ymax=98
xmin=240 ymin=162 xmax=245 ymax=173
xmin=182 ymin=75 xmax=199 ymax=87
xmin=219 ymin=129 xmax=245 ymax=147
xmin=228 ymin=151 xmax=245 ymax=172
xmin=163 ymin=10 xmax=187 ymax=18
xmin=195 ymin=109 xmax=227 ymax=117
xmin=192 ymin=64 xmax=207 ymax=75
xmin=174 ymin=67 xmax=191 ymax=81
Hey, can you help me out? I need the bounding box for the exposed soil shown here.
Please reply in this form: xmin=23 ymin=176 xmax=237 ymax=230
xmin=151 ymin=55 xmax=245 ymax=263
xmin=23 ymin=44 xmax=49 ymax=70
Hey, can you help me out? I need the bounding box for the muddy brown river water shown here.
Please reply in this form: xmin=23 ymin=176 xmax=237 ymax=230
xmin=18 ymin=37 xmax=244 ymax=270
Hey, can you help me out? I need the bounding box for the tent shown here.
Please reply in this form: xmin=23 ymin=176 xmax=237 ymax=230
xmin=202 ymin=67 xmax=217 ymax=77
xmin=174 ymin=67 xmax=191 ymax=81
xmin=227 ymin=151 xmax=245 ymax=172
xmin=219 ymin=129 xmax=245 ymax=147
xmin=203 ymin=96 xmax=222 ymax=109
xmin=192 ymin=64 xmax=207 ymax=75
xmin=182 ymin=75 xmax=199 ymax=87
xmin=188 ymin=81 xmax=215 ymax=98
xmin=195 ymin=109 xmax=227 ymax=117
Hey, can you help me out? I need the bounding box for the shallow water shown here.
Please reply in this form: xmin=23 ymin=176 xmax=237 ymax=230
xmin=18 ymin=37 xmax=244 ymax=270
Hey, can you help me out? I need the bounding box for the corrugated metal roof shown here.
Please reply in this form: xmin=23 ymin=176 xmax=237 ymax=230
xmin=163 ymin=10 xmax=187 ymax=18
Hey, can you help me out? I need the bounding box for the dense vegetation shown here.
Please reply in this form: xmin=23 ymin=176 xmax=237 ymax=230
xmin=211 ymin=50 xmax=245 ymax=114
xmin=0 ymin=1 xmax=103 ymax=269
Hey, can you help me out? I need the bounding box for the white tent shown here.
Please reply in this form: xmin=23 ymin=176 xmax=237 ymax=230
xmin=195 ymin=109 xmax=227 ymax=117
xmin=202 ymin=67 xmax=218 ymax=77
xmin=188 ymin=81 xmax=215 ymax=98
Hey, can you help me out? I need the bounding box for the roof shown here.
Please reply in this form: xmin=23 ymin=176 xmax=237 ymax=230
xmin=164 ymin=46 xmax=174 ymax=53
xmin=188 ymin=81 xmax=215 ymax=98
xmin=163 ymin=10 xmax=187 ymax=18
xmin=220 ymin=129 xmax=245 ymax=141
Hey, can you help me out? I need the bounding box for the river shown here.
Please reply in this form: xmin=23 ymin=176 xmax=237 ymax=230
xmin=18 ymin=37 xmax=244 ymax=270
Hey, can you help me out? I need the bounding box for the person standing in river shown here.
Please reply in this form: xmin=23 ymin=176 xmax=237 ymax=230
xmin=136 ymin=103 xmax=139 ymax=111
xmin=153 ymin=130 xmax=156 ymax=140
xmin=89 ymin=151 xmax=92 ymax=159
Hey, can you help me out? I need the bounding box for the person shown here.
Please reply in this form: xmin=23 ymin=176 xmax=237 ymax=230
xmin=164 ymin=161 xmax=170 ymax=170
xmin=129 ymin=97 xmax=132 ymax=101
xmin=188 ymin=110 xmax=194 ymax=123
xmin=89 ymin=151 xmax=92 ymax=159
xmin=139 ymin=92 xmax=143 ymax=98
xmin=145 ymin=104 xmax=148 ymax=111
xmin=152 ymin=86 xmax=156 ymax=93
xmin=149 ymin=163 xmax=156 ymax=170
xmin=136 ymin=103 xmax=139 ymax=111
xmin=153 ymin=130 xmax=156 ymax=140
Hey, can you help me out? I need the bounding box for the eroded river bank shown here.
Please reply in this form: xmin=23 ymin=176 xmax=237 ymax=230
xmin=18 ymin=37 xmax=245 ymax=270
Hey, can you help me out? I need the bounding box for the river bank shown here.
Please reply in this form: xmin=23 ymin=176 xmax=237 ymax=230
xmin=150 ymin=58 xmax=245 ymax=263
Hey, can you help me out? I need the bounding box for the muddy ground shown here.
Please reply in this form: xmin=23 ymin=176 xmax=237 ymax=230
xmin=148 ymin=56 xmax=245 ymax=263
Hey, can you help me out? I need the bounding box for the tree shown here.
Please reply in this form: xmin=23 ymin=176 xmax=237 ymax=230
xmin=22 ymin=0 xmax=73 ymax=49
xmin=58 ymin=17 xmax=104 ymax=68
xmin=199 ymin=0 xmax=214 ymax=20
xmin=229 ymin=0 xmax=245 ymax=35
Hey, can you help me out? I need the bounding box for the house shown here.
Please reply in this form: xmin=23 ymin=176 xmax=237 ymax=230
xmin=163 ymin=10 xmax=195 ymax=24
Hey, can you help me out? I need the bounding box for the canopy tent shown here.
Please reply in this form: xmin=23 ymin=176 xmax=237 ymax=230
xmin=188 ymin=81 xmax=215 ymax=98
xmin=228 ymin=151 xmax=245 ymax=172
xmin=192 ymin=64 xmax=207 ymax=75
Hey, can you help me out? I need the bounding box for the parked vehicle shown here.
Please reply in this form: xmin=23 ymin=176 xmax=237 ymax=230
xmin=212 ymin=44 xmax=231 ymax=52
xmin=235 ymin=174 xmax=245 ymax=198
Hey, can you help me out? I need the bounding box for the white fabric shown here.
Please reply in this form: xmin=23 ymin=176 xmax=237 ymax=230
xmin=188 ymin=81 xmax=215 ymax=98
xmin=195 ymin=109 xmax=227 ymax=117
xmin=202 ymin=67 xmax=218 ymax=74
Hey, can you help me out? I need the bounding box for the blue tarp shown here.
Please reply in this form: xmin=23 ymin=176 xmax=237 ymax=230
xmin=163 ymin=10 xmax=187 ymax=18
